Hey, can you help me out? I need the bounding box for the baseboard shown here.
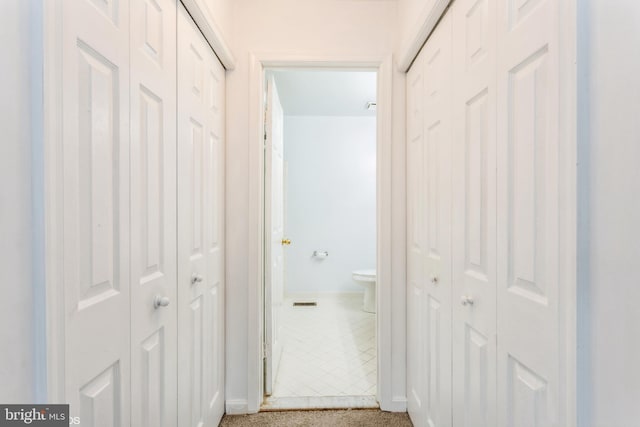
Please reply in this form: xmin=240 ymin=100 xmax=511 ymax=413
xmin=382 ymin=396 xmax=407 ymax=412
xmin=284 ymin=292 xmax=363 ymax=300
xmin=225 ymin=399 xmax=249 ymax=415
xmin=261 ymin=395 xmax=378 ymax=411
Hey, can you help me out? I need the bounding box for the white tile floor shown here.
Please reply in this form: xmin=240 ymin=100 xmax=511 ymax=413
xmin=272 ymin=294 xmax=377 ymax=398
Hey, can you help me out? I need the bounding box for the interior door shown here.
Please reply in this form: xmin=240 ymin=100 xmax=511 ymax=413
xmin=177 ymin=4 xmax=226 ymax=426
xmin=421 ymin=11 xmax=453 ymax=427
xmin=61 ymin=0 xmax=132 ymax=424
xmin=130 ymin=0 xmax=177 ymax=426
xmin=496 ymin=0 xmax=563 ymax=425
xmin=264 ymin=75 xmax=285 ymax=396
xmin=407 ymin=11 xmax=454 ymax=427
xmin=451 ymin=0 xmax=497 ymax=425
xmin=406 ymin=40 xmax=426 ymax=424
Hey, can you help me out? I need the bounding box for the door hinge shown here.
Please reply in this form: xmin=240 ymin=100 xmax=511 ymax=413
xmin=263 ymin=341 xmax=267 ymax=358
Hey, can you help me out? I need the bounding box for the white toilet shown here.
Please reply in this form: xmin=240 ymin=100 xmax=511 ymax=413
xmin=352 ymin=269 xmax=376 ymax=313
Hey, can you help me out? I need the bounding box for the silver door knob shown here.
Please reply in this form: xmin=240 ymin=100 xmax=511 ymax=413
xmin=460 ymin=296 xmax=474 ymax=306
xmin=191 ymin=274 xmax=204 ymax=285
xmin=431 ymin=276 xmax=439 ymax=285
xmin=153 ymin=295 xmax=170 ymax=309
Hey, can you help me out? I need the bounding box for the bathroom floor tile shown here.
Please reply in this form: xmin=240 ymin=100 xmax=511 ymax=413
xmin=271 ymin=295 xmax=376 ymax=398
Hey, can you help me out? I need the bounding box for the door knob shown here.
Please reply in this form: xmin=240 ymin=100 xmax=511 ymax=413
xmin=153 ymin=295 xmax=170 ymax=309
xmin=191 ymin=274 xmax=204 ymax=285
xmin=431 ymin=276 xmax=439 ymax=285
xmin=460 ymin=295 xmax=474 ymax=306
xmin=281 ymin=238 xmax=291 ymax=245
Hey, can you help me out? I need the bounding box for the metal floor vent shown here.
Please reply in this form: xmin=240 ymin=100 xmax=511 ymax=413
xmin=292 ymin=301 xmax=317 ymax=307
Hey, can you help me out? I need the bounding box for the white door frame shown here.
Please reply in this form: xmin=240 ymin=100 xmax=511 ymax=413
xmin=247 ymin=53 xmax=394 ymax=412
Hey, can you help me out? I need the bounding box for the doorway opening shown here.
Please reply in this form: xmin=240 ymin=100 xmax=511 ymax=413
xmin=262 ymin=69 xmax=378 ymax=410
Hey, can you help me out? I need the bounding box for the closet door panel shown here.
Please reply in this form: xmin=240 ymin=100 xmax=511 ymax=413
xmin=130 ymin=0 xmax=178 ymax=426
xmin=421 ymin=11 xmax=453 ymax=427
xmin=61 ymin=0 xmax=131 ymax=423
xmin=452 ymin=0 xmax=497 ymax=425
xmin=406 ymin=47 xmax=425 ymax=425
xmin=496 ymin=0 xmax=563 ymax=425
xmin=177 ymin=5 xmax=225 ymax=427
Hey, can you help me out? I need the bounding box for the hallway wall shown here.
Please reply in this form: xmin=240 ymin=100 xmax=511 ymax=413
xmin=225 ymin=0 xmax=407 ymax=413
xmin=203 ymin=0 xmax=233 ymax=45
xmin=581 ymin=0 xmax=640 ymax=425
xmin=0 ymin=0 xmax=40 ymax=404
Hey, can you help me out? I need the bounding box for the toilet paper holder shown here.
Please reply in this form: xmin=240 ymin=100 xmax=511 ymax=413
xmin=313 ymin=250 xmax=329 ymax=258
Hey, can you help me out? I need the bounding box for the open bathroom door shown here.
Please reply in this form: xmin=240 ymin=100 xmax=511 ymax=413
xmin=264 ymin=75 xmax=285 ymax=395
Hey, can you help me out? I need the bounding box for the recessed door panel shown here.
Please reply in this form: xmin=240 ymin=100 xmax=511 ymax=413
xmin=79 ymin=363 xmax=121 ymax=427
xmin=140 ymin=329 xmax=165 ymax=427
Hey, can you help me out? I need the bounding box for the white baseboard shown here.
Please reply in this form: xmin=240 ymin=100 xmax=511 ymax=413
xmin=284 ymin=291 xmax=363 ymax=300
xmin=225 ymin=399 xmax=249 ymax=415
xmin=382 ymin=396 xmax=407 ymax=412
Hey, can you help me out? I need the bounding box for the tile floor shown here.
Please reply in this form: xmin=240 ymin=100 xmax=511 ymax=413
xmin=271 ymin=294 xmax=377 ymax=398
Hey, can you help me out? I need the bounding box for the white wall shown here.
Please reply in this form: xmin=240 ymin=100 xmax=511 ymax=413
xmin=396 ymin=0 xmax=436 ymax=52
xmin=284 ymin=116 xmax=376 ymax=295
xmin=581 ymin=0 xmax=640 ymax=425
xmin=0 ymin=0 xmax=39 ymax=404
xmin=395 ymin=0 xmax=450 ymax=69
xmin=226 ymin=0 xmax=406 ymax=412
xmin=203 ymin=0 xmax=233 ymax=44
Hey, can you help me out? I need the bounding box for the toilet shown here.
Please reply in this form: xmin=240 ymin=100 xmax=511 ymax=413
xmin=352 ymin=269 xmax=376 ymax=313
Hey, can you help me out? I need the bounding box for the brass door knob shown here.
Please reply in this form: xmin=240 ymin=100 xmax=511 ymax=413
xmin=281 ymin=238 xmax=291 ymax=245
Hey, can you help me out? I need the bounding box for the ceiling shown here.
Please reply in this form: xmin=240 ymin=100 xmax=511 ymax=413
xmin=270 ymin=70 xmax=377 ymax=117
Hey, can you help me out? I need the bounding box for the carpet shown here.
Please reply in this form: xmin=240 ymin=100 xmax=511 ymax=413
xmin=219 ymin=409 xmax=414 ymax=426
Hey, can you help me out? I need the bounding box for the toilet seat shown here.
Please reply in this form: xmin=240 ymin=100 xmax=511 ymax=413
xmin=352 ymin=269 xmax=376 ymax=282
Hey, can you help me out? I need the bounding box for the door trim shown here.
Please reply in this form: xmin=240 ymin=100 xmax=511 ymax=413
xmin=43 ymin=0 xmax=65 ymax=403
xmin=246 ymin=53 xmax=395 ymax=413
xmin=179 ymin=0 xmax=235 ymax=70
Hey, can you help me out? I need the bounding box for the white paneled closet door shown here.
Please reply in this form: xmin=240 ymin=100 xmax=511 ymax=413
xmin=496 ymin=0 xmax=563 ymax=425
xmin=421 ymin=12 xmax=453 ymax=427
xmin=451 ymin=0 xmax=497 ymax=425
xmin=61 ymin=0 xmax=132 ymax=424
xmin=130 ymin=0 xmax=178 ymax=426
xmin=406 ymin=38 xmax=425 ymax=425
xmin=407 ymin=10 xmax=454 ymax=427
xmin=177 ymin=4 xmax=226 ymax=427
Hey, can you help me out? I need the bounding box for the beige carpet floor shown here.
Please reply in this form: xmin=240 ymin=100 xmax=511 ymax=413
xmin=219 ymin=409 xmax=413 ymax=426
